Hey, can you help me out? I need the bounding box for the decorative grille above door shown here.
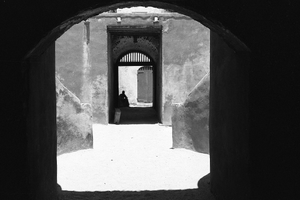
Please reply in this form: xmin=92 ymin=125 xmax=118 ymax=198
xmin=118 ymin=52 xmax=152 ymax=66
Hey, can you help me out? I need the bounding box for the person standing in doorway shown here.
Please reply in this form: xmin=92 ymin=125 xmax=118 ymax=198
xmin=119 ymin=90 xmax=129 ymax=107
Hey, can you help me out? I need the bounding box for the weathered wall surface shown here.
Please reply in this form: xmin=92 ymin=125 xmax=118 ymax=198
xmin=55 ymin=14 xmax=209 ymax=125
xmin=56 ymin=78 xmax=93 ymax=155
xmin=56 ymin=24 xmax=84 ymax=99
xmin=119 ymin=66 xmax=140 ymax=105
xmin=172 ymin=72 xmax=210 ymax=153
xmin=162 ymin=18 xmax=210 ymax=124
xmin=56 ymin=20 xmax=109 ymax=124
xmin=89 ymin=18 xmax=111 ymax=123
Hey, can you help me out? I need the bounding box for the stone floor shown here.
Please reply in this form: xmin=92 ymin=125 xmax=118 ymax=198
xmin=57 ymin=124 xmax=214 ymax=200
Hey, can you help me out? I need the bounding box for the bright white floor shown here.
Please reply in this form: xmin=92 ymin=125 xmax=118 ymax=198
xmin=57 ymin=124 xmax=210 ymax=191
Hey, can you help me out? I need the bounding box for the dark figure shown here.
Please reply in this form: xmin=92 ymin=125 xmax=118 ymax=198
xmin=119 ymin=90 xmax=129 ymax=107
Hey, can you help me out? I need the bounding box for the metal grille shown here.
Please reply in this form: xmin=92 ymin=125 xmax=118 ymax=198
xmin=119 ymin=52 xmax=151 ymax=63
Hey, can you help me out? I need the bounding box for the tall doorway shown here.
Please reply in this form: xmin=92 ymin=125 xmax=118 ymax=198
xmin=107 ymin=25 xmax=162 ymax=124
xmin=118 ymin=52 xmax=153 ymax=107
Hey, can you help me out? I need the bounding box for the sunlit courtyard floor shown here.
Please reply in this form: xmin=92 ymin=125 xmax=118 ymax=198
xmin=57 ymin=124 xmax=210 ymax=192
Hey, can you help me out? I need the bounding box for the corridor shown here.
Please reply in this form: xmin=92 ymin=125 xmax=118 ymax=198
xmin=118 ymin=107 xmax=159 ymax=124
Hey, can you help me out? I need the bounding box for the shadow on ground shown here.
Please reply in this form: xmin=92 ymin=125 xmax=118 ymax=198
xmin=119 ymin=107 xmax=159 ymax=124
xmin=58 ymin=174 xmax=215 ymax=200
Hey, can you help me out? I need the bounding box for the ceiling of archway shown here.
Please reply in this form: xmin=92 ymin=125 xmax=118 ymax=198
xmin=111 ymin=34 xmax=160 ymax=64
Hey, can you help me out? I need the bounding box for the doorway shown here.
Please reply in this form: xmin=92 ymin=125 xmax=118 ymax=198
xmin=107 ymin=25 xmax=162 ymax=124
xmin=23 ymin=2 xmax=251 ymax=199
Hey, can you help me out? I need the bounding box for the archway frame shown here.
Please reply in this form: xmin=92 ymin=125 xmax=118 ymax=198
xmin=107 ymin=25 xmax=162 ymax=123
xmin=24 ymin=1 xmax=251 ymax=200
xmin=117 ymin=51 xmax=155 ymax=107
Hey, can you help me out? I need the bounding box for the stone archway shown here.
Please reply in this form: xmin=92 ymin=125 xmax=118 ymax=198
xmin=107 ymin=25 xmax=162 ymax=123
xmin=24 ymin=2 xmax=250 ymax=200
xmin=118 ymin=53 xmax=154 ymax=105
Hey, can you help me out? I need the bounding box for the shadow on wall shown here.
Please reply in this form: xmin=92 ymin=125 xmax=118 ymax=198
xmin=56 ymin=77 xmax=93 ymax=155
xmin=172 ymin=72 xmax=210 ymax=154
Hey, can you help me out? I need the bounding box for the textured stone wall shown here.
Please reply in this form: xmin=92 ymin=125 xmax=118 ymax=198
xmin=56 ymin=23 xmax=84 ymax=99
xmin=56 ymin=19 xmax=111 ymax=124
xmin=55 ymin=14 xmax=209 ymax=125
xmin=89 ymin=18 xmax=111 ymax=123
xmin=56 ymin=78 xmax=93 ymax=155
xmin=162 ymin=18 xmax=210 ymax=124
xmin=172 ymin=72 xmax=210 ymax=154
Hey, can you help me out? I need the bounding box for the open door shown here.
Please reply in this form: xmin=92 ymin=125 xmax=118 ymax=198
xmin=137 ymin=66 xmax=153 ymax=103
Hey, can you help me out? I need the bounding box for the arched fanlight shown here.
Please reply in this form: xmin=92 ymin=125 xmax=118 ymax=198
xmin=119 ymin=52 xmax=151 ymax=63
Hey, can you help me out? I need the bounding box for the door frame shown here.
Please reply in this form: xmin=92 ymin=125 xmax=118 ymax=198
xmin=107 ymin=25 xmax=162 ymax=123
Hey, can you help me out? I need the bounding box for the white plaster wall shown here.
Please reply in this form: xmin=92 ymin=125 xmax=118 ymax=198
xmin=119 ymin=66 xmax=141 ymax=105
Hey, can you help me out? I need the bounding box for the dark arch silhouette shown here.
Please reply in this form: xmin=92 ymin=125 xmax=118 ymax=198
xmin=26 ymin=2 xmax=250 ymax=199
xmin=19 ymin=2 xmax=260 ymax=200
xmin=2 ymin=0 xmax=298 ymax=199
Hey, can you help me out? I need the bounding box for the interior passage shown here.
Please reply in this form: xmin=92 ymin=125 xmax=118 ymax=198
xmin=117 ymin=107 xmax=158 ymax=124
xmin=57 ymin=124 xmax=210 ymax=191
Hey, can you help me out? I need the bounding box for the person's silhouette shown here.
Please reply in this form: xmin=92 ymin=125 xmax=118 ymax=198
xmin=119 ymin=90 xmax=129 ymax=107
